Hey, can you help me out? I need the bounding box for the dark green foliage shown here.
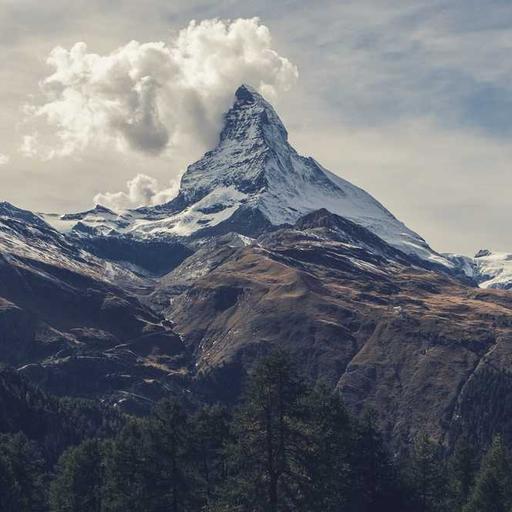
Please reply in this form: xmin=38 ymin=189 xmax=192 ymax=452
xmin=49 ymin=439 xmax=105 ymax=512
xmin=463 ymin=435 xmax=512 ymax=512
xmin=216 ymin=353 xmax=406 ymax=512
xmin=405 ymin=434 xmax=448 ymax=512
xmin=299 ymin=385 xmax=354 ymax=511
xmin=0 ymin=368 xmax=122 ymax=465
xmin=101 ymin=420 xmax=154 ymax=512
xmin=216 ymin=352 xmax=307 ymax=511
xmin=146 ymin=399 xmax=195 ymax=511
xmin=102 ymin=400 xmax=198 ymax=512
xmin=448 ymin=436 xmax=478 ymax=511
xmin=5 ymin=354 xmax=512 ymax=512
xmin=191 ymin=405 xmax=230 ymax=509
xmin=351 ymin=410 xmax=403 ymax=512
xmin=0 ymin=433 xmax=47 ymax=512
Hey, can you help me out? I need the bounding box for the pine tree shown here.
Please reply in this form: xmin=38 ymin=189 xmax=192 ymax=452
xmin=101 ymin=401 xmax=196 ymax=512
xmin=406 ymin=434 xmax=448 ymax=512
xmin=300 ymin=385 xmax=353 ymax=511
xmin=191 ymin=405 xmax=230 ymax=510
xmin=102 ymin=420 xmax=153 ymax=512
xmin=147 ymin=398 xmax=194 ymax=512
xmin=49 ymin=438 xmax=105 ymax=512
xmin=463 ymin=435 xmax=512 ymax=512
xmin=216 ymin=351 xmax=306 ymax=512
xmin=0 ymin=433 xmax=47 ymax=512
xmin=448 ymin=436 xmax=478 ymax=511
xmin=351 ymin=410 xmax=404 ymax=512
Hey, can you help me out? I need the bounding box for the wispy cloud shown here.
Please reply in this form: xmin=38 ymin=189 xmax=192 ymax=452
xmin=284 ymin=0 xmax=512 ymax=136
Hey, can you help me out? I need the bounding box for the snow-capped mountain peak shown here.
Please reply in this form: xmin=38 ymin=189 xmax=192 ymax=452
xmin=219 ymin=84 xmax=288 ymax=146
xmin=41 ymin=84 xmax=452 ymax=268
xmin=176 ymin=83 xmax=290 ymax=207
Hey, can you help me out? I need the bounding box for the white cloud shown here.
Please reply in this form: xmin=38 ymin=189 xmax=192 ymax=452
xmin=0 ymin=153 xmax=9 ymax=166
xmin=22 ymin=17 xmax=298 ymax=159
xmin=93 ymin=173 xmax=179 ymax=210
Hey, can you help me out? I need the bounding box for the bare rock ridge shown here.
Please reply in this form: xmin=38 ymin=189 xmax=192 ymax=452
xmin=1 ymin=85 xmax=512 ymax=449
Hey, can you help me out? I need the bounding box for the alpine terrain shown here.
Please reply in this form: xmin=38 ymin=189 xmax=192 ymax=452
xmin=2 ymin=84 xmax=512 ymax=457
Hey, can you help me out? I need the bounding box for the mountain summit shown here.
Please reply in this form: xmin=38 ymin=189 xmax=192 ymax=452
xmin=44 ymin=84 xmax=451 ymax=268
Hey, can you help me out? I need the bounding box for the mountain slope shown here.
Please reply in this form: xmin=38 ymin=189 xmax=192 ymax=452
xmin=0 ymin=202 xmax=189 ymax=411
xmin=41 ymin=205 xmax=193 ymax=276
xmin=158 ymin=209 xmax=512 ymax=449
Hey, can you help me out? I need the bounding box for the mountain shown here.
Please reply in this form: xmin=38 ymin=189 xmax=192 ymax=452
xmin=156 ymin=208 xmax=512 ymax=449
xmin=42 ymin=84 xmax=452 ymax=273
xmin=447 ymin=250 xmax=512 ymax=290
xmin=1 ymin=85 xmax=512 ymax=451
xmin=0 ymin=202 xmax=190 ymax=413
xmin=42 ymin=205 xmax=193 ymax=275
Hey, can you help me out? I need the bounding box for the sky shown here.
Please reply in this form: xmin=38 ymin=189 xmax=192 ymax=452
xmin=1 ymin=0 xmax=512 ymax=255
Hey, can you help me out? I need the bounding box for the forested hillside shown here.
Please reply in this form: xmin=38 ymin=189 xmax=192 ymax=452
xmin=1 ymin=354 xmax=512 ymax=512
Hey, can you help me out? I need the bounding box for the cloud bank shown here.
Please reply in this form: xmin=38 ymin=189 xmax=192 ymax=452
xmin=93 ymin=173 xmax=179 ymax=210
xmin=0 ymin=154 xmax=9 ymax=166
xmin=22 ymin=17 xmax=298 ymax=159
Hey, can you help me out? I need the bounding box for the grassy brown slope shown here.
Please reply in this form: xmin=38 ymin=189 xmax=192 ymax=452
xmin=166 ymin=221 xmax=512 ymax=450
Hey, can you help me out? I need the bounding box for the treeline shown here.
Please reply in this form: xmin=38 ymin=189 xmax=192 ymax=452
xmin=1 ymin=354 xmax=512 ymax=511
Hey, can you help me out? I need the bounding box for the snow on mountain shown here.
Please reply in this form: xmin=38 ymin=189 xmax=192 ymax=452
xmin=446 ymin=250 xmax=512 ymax=290
xmin=0 ymin=202 xmax=144 ymax=286
xmin=42 ymin=205 xmax=134 ymax=236
xmin=43 ymin=84 xmax=452 ymax=268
